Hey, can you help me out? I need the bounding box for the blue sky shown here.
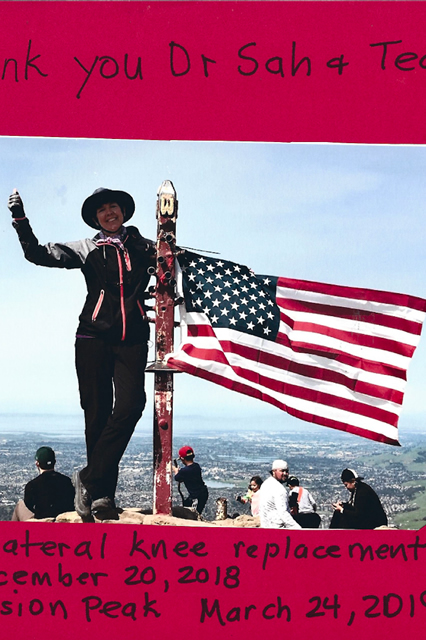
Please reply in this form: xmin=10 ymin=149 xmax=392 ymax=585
xmin=1 ymin=138 xmax=426 ymax=436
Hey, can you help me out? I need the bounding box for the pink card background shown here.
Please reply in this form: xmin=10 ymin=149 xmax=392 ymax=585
xmin=1 ymin=2 xmax=426 ymax=638
xmin=1 ymin=523 xmax=426 ymax=637
xmin=1 ymin=1 xmax=426 ymax=143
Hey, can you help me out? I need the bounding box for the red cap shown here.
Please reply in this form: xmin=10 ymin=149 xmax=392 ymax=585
xmin=179 ymin=446 xmax=194 ymax=459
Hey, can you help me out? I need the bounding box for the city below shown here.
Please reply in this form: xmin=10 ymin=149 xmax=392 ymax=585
xmin=1 ymin=419 xmax=426 ymax=528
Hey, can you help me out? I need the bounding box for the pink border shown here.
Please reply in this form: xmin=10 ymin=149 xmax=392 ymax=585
xmin=2 ymin=2 xmax=426 ymax=638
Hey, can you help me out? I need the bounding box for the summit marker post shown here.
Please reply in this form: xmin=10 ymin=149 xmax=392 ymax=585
xmin=147 ymin=180 xmax=179 ymax=515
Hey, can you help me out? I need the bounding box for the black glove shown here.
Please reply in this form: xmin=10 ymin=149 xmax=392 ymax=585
xmin=8 ymin=190 xmax=25 ymax=218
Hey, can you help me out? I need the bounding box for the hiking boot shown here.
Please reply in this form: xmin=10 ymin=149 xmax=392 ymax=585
xmin=73 ymin=470 xmax=92 ymax=518
xmin=91 ymin=497 xmax=116 ymax=514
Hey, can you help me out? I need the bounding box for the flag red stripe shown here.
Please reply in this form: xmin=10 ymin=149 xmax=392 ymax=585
xmin=176 ymin=342 xmax=399 ymax=426
xmin=285 ymin=405 xmax=399 ymax=446
xmin=277 ymin=316 xmax=416 ymax=358
xmin=277 ymin=277 xmax=426 ymax=312
xmin=187 ymin=323 xmax=408 ymax=380
xmin=276 ymin=296 xmax=423 ymax=335
xmin=187 ymin=324 xmax=216 ymax=338
xmin=275 ymin=335 xmax=411 ymax=370
xmin=218 ymin=338 xmax=404 ymax=404
xmin=166 ymin=356 xmax=400 ymax=446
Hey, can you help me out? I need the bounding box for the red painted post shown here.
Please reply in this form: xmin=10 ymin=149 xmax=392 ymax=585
xmin=149 ymin=180 xmax=178 ymax=515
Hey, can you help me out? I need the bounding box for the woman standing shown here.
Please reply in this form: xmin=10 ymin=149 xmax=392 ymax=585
xmin=8 ymin=188 xmax=155 ymax=517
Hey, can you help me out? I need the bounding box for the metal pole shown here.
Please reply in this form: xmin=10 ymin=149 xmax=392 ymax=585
xmin=148 ymin=180 xmax=178 ymax=515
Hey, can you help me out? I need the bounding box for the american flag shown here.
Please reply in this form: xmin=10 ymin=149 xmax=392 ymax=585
xmin=166 ymin=250 xmax=426 ymax=445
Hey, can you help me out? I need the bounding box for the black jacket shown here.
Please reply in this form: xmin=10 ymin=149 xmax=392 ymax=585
xmin=174 ymin=462 xmax=207 ymax=499
xmin=13 ymin=217 xmax=155 ymax=344
xmin=24 ymin=471 xmax=75 ymax=519
xmin=340 ymin=481 xmax=388 ymax=529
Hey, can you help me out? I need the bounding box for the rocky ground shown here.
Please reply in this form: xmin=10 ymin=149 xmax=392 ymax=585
xmin=22 ymin=506 xmax=261 ymax=527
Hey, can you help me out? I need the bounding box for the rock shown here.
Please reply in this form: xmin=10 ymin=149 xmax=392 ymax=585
xmin=172 ymin=506 xmax=199 ymax=520
xmin=97 ymin=509 xmax=146 ymax=524
xmin=19 ymin=508 xmax=260 ymax=527
xmin=143 ymin=514 xmax=217 ymax=527
xmin=56 ymin=511 xmax=84 ymax=523
xmin=210 ymin=515 xmax=260 ymax=528
xmin=26 ymin=517 xmax=55 ymax=523
xmin=232 ymin=514 xmax=261 ymax=528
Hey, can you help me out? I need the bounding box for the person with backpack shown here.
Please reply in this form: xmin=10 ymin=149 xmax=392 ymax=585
xmin=287 ymin=475 xmax=321 ymax=528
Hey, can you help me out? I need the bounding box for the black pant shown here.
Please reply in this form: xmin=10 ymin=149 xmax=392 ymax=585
xmin=183 ymin=488 xmax=209 ymax=514
xmin=294 ymin=512 xmax=321 ymax=528
xmin=75 ymin=338 xmax=147 ymax=501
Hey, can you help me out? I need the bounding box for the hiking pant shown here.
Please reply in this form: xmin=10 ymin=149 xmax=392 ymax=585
xmin=75 ymin=338 xmax=147 ymax=501
xmin=294 ymin=511 xmax=321 ymax=528
xmin=184 ymin=487 xmax=209 ymax=515
xmin=11 ymin=500 xmax=34 ymax=522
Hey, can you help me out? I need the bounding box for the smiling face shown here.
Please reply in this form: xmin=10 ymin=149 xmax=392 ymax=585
xmin=95 ymin=201 xmax=125 ymax=235
xmin=249 ymin=480 xmax=260 ymax=493
xmin=272 ymin=467 xmax=289 ymax=483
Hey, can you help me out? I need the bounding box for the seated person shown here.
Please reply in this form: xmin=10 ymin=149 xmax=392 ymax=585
xmin=330 ymin=468 xmax=388 ymax=529
xmin=237 ymin=475 xmax=263 ymax=516
xmin=11 ymin=446 xmax=75 ymax=521
xmin=259 ymin=459 xmax=301 ymax=529
xmin=287 ymin=475 xmax=321 ymax=528
xmin=172 ymin=445 xmax=208 ymax=515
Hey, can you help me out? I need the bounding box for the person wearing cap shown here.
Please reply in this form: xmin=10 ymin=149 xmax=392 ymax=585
xmin=8 ymin=188 xmax=155 ymax=517
xmin=258 ymin=460 xmax=301 ymax=529
xmin=172 ymin=446 xmax=209 ymax=515
xmin=287 ymin=476 xmax=321 ymax=528
xmin=11 ymin=446 xmax=75 ymax=521
xmin=330 ymin=468 xmax=388 ymax=529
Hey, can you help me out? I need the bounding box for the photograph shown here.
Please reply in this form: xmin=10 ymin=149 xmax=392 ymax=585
xmin=1 ymin=1 xmax=426 ymax=637
xmin=2 ymin=137 xmax=426 ymax=527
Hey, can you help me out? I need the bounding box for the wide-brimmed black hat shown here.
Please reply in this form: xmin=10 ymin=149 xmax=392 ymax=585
xmin=81 ymin=188 xmax=135 ymax=229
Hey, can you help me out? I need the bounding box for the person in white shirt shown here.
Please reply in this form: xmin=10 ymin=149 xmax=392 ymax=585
xmin=259 ymin=459 xmax=301 ymax=529
xmin=287 ymin=475 xmax=321 ymax=528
